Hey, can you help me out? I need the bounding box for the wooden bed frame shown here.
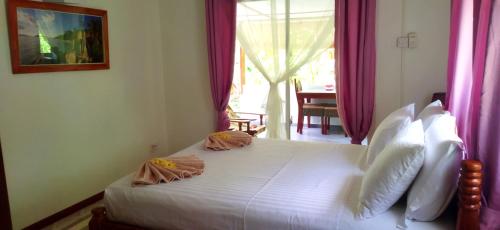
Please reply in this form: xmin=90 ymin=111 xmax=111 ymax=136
xmin=89 ymin=160 xmax=483 ymax=230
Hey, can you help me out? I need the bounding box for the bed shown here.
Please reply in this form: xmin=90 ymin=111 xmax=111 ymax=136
xmin=90 ymin=138 xmax=474 ymax=230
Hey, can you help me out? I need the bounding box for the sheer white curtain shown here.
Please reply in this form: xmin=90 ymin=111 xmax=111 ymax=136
xmin=237 ymin=0 xmax=334 ymax=139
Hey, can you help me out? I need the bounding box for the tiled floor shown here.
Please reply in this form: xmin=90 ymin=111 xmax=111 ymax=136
xmin=259 ymin=124 xmax=367 ymax=145
xmin=290 ymin=124 xmax=353 ymax=144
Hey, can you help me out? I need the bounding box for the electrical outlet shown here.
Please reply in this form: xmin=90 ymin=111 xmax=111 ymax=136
xmin=150 ymin=144 xmax=159 ymax=154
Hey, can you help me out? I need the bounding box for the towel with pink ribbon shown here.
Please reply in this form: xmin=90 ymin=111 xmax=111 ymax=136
xmin=132 ymin=155 xmax=204 ymax=186
xmin=203 ymin=131 xmax=253 ymax=151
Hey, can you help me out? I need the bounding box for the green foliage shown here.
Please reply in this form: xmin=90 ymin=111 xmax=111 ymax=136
xmin=38 ymin=32 xmax=51 ymax=54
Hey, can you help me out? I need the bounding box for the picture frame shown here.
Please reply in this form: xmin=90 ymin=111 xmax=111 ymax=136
xmin=7 ymin=0 xmax=110 ymax=74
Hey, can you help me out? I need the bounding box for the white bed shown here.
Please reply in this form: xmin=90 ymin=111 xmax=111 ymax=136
xmin=104 ymin=138 xmax=455 ymax=229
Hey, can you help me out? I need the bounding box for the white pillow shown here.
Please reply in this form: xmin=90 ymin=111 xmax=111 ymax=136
xmin=365 ymin=104 xmax=414 ymax=167
xmin=358 ymin=120 xmax=425 ymax=219
xmin=417 ymin=100 xmax=446 ymax=130
xmin=406 ymin=114 xmax=463 ymax=221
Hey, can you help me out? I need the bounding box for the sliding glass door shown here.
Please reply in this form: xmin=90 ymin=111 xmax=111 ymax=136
xmin=231 ymin=0 xmax=335 ymax=139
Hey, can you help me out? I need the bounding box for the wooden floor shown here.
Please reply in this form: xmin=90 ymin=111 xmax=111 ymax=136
xmin=42 ymin=201 xmax=102 ymax=230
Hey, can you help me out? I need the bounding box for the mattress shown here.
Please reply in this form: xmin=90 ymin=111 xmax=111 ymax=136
xmin=105 ymin=138 xmax=455 ymax=229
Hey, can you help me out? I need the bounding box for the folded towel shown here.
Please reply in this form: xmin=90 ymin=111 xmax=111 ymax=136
xmin=132 ymin=155 xmax=204 ymax=186
xmin=203 ymin=131 xmax=253 ymax=151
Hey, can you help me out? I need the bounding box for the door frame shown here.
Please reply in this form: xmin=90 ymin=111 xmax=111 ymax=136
xmin=0 ymin=142 xmax=12 ymax=229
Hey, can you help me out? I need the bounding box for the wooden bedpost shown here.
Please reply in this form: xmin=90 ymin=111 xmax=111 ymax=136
xmin=457 ymin=160 xmax=482 ymax=230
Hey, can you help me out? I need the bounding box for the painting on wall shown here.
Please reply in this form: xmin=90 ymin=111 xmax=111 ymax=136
xmin=7 ymin=0 xmax=110 ymax=74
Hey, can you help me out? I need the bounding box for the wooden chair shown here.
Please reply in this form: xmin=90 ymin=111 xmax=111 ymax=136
xmin=294 ymin=79 xmax=325 ymax=134
xmin=227 ymin=106 xmax=266 ymax=136
xmin=322 ymin=106 xmax=348 ymax=136
xmin=322 ymin=106 xmax=338 ymax=135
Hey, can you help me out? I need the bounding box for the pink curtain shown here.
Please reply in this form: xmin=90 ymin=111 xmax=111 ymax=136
xmin=477 ymin=1 xmax=500 ymax=228
xmin=334 ymin=0 xmax=376 ymax=144
xmin=446 ymin=0 xmax=474 ymax=152
xmin=205 ymin=0 xmax=237 ymax=131
xmin=446 ymin=0 xmax=499 ymax=228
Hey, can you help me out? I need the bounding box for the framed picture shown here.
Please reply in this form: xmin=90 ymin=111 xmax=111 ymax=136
xmin=7 ymin=0 xmax=110 ymax=74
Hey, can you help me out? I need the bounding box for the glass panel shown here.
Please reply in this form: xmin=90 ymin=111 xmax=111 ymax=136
xmin=232 ymin=0 xmax=335 ymax=140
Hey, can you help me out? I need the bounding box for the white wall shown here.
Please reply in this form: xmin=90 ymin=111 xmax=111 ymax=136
xmin=374 ymin=0 xmax=404 ymax=128
xmin=374 ymin=0 xmax=450 ymax=127
xmin=401 ymin=0 xmax=450 ymax=112
xmin=0 ymin=0 xmax=167 ymax=228
xmin=159 ymin=0 xmax=215 ymax=153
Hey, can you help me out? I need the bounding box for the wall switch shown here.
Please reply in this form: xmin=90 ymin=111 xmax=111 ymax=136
xmin=408 ymin=32 xmax=417 ymax=48
xmin=397 ymin=32 xmax=417 ymax=49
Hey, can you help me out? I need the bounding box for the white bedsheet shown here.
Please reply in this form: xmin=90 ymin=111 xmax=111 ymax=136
xmin=105 ymin=138 xmax=454 ymax=230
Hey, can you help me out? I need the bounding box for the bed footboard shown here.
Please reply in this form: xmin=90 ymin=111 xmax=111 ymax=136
xmin=457 ymin=160 xmax=482 ymax=230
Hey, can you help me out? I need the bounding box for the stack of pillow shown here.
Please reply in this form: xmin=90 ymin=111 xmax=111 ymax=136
xmin=357 ymin=100 xmax=463 ymax=222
